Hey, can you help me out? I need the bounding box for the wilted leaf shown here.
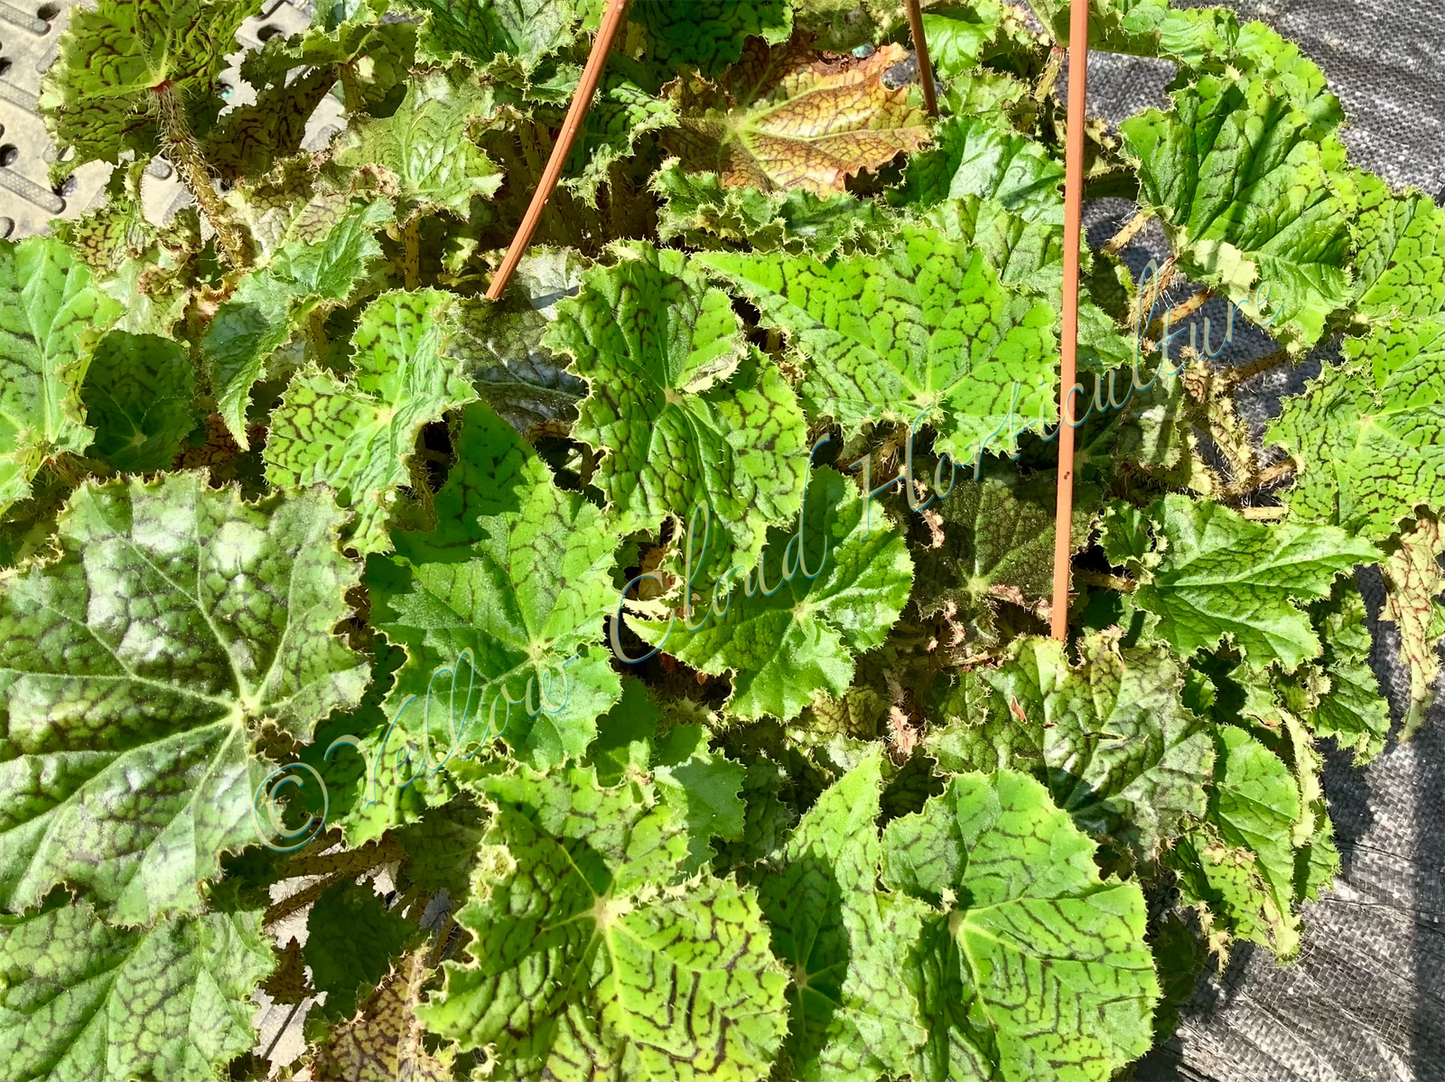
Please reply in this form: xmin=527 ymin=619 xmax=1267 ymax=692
xmin=1380 ymin=515 xmax=1445 ymax=739
xmin=669 ymin=36 xmax=931 ymax=196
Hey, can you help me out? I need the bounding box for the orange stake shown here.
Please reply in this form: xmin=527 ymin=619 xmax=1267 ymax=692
xmin=903 ymin=0 xmax=938 ymax=116
xmin=1050 ymin=1 xmax=1090 ymax=640
xmin=485 ymin=0 xmax=632 ymax=300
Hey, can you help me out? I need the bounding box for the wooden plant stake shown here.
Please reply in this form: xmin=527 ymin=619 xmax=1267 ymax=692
xmin=484 ymin=0 xmax=632 ymax=300
xmin=903 ymin=0 xmax=939 ymax=116
xmin=1050 ymin=0 xmax=1090 ymax=640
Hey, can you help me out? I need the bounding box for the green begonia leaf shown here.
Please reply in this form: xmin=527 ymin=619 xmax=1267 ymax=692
xmin=1173 ymin=725 xmax=1303 ymax=957
xmin=632 ymin=468 xmax=913 ymax=723
xmin=0 ymin=899 xmax=273 ymax=1082
xmin=0 ymin=477 xmax=368 ymax=923
xmin=1120 ymin=71 xmax=1352 ymax=353
xmin=441 ymin=251 xmax=589 ymax=434
xmin=919 ymin=198 xmax=1134 ymax=372
xmin=80 ymin=330 xmax=202 ymax=474
xmin=1345 ymin=174 xmax=1445 ymax=324
xmin=634 ymin=0 xmax=792 ymax=76
xmin=201 ymin=66 xmax=338 ymax=182
xmin=204 ymin=199 xmax=394 ymax=449
xmin=652 ymin=160 xmax=893 ymax=258
xmin=1284 ymin=582 xmax=1390 ymax=764
xmin=0 ymin=238 xmax=123 ymax=517
xmin=264 ymin=289 xmax=478 ymax=556
xmin=241 ymin=0 xmax=415 ymax=113
xmin=1107 ymin=494 xmax=1380 ymax=673
xmin=589 ymin=678 xmax=746 ymax=874
xmin=1027 ymin=0 xmax=1169 ymax=54
xmin=546 ymin=241 xmax=807 ymax=569
xmin=790 ymin=0 xmax=913 ymax=51
xmin=402 ymin=0 xmax=589 ymax=72
xmin=368 ymin=403 xmax=622 ymax=782
xmin=304 ymin=880 xmax=417 ymax=1020
xmin=933 ymin=635 xmax=1212 ymax=855
xmin=921 ymin=2 xmax=1009 ymax=78
xmin=417 ymin=764 xmax=790 ymax=1079
xmin=1270 ymin=316 xmax=1445 ymax=542
xmin=335 ymin=71 xmax=504 ymax=221
xmin=562 ymin=59 xmax=679 ymax=206
xmin=758 ymin=749 xmax=929 ymax=1080
xmin=911 ymin=471 xmax=1094 ymax=629
xmin=895 ymin=114 xmax=1064 ymax=224
xmin=700 ymin=224 xmax=1056 ymax=463
xmin=37 ymin=0 xmax=261 ymax=181
xmin=881 ymin=770 xmax=1159 ymax=1080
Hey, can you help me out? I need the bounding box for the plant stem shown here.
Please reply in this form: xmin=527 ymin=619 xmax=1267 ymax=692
xmin=152 ymin=82 xmax=248 ymax=268
xmin=408 ymin=451 xmax=437 ymax=530
xmin=307 ymin=307 xmax=328 ymax=366
xmin=402 ymin=217 xmax=420 ymax=290
xmin=1035 ymin=46 xmax=1065 ymax=103
xmin=1102 ymin=209 xmax=1152 ymax=257
xmin=1220 ymin=348 xmax=1289 ymax=392
xmin=1241 ymin=505 xmax=1287 ymax=520
xmin=339 ymin=62 xmax=363 ymax=115
xmin=1074 ymin=568 xmax=1138 ymax=592
xmin=1145 ymin=286 xmax=1211 ymax=340
xmin=1224 ymin=458 xmax=1295 ymax=497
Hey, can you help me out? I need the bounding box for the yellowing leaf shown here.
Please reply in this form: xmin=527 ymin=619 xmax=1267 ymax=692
xmin=669 ymin=36 xmax=931 ymax=196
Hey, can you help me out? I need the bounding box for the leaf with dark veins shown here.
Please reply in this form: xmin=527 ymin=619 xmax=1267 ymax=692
xmin=0 ymin=477 xmax=368 ymax=923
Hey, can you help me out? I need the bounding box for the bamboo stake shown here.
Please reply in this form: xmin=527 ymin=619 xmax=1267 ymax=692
xmin=903 ymin=0 xmax=939 ymax=117
xmin=1049 ymin=0 xmax=1090 ymax=642
xmin=484 ymin=0 xmax=631 ymax=300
